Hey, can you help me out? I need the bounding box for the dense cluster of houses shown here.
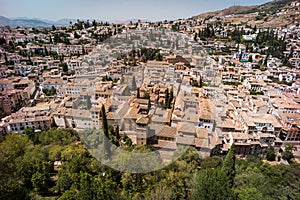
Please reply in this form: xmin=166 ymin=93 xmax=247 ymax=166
xmin=0 ymin=2 xmax=299 ymax=160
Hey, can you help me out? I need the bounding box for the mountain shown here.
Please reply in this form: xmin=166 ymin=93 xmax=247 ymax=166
xmin=0 ymin=17 xmax=107 ymax=27
xmin=54 ymin=18 xmax=78 ymax=26
xmin=0 ymin=17 xmax=82 ymax=27
xmin=0 ymin=16 xmax=150 ymax=28
xmin=0 ymin=16 xmax=51 ymax=27
xmin=192 ymin=5 xmax=255 ymax=19
xmin=193 ymin=0 xmax=293 ymax=18
xmin=0 ymin=16 xmax=10 ymax=26
xmin=192 ymin=0 xmax=296 ymax=28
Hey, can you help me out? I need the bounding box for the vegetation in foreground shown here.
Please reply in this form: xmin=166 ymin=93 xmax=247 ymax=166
xmin=0 ymin=128 xmax=299 ymax=200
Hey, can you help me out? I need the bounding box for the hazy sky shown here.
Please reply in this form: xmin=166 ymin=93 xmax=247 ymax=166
xmin=0 ymin=0 xmax=271 ymax=21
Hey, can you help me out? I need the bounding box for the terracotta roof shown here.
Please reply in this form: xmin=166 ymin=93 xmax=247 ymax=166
xmin=136 ymin=116 xmax=150 ymax=125
xmin=232 ymin=133 xmax=250 ymax=140
xmin=176 ymin=135 xmax=195 ymax=145
xmin=42 ymin=78 xmax=64 ymax=85
xmin=199 ymin=98 xmax=214 ymax=120
xmin=133 ymin=98 xmax=149 ymax=105
xmin=151 ymin=140 xmax=177 ymax=149
xmin=124 ymin=107 xmax=140 ymax=119
xmin=196 ymin=128 xmax=208 ymax=139
xmin=156 ymin=126 xmax=177 ymax=138
xmin=177 ymin=122 xmax=196 ymax=134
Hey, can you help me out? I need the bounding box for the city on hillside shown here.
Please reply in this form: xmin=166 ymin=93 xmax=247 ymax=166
xmin=0 ymin=0 xmax=300 ymax=199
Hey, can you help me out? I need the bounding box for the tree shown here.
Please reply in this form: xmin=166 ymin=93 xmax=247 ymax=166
xmin=50 ymin=86 xmax=57 ymax=96
xmin=147 ymin=98 xmax=151 ymax=113
xmin=59 ymin=189 xmax=78 ymax=200
xmin=201 ymin=156 xmax=223 ymax=169
xmin=4 ymin=53 xmax=8 ymax=64
xmin=192 ymin=168 xmax=234 ymax=200
xmin=74 ymin=31 xmax=80 ymax=39
xmin=222 ymin=144 xmax=235 ymax=188
xmin=86 ymin=95 xmax=91 ymax=110
xmin=60 ymin=62 xmax=68 ymax=73
xmin=0 ymin=134 xmax=35 ymax=199
xmin=0 ymin=37 xmax=6 ymax=45
xmin=266 ymin=147 xmax=276 ymax=161
xmin=53 ymin=33 xmax=62 ymax=44
xmin=199 ymin=76 xmax=203 ymax=88
xmin=248 ymin=55 xmax=253 ymax=62
xmin=82 ymin=45 xmax=86 ymax=55
xmin=239 ymin=52 xmax=243 ymax=61
xmin=101 ymin=104 xmax=109 ymax=137
xmin=237 ymin=187 xmax=264 ymax=200
xmin=24 ymin=127 xmax=38 ymax=144
xmin=155 ymin=52 xmax=163 ymax=61
xmin=282 ymin=144 xmax=296 ymax=163
xmin=77 ymin=172 xmax=93 ymax=199
xmin=263 ymin=54 xmax=269 ymax=66
xmin=92 ymin=20 xmax=96 ymax=27
xmin=44 ymin=46 xmax=48 ymax=56
xmin=115 ymin=125 xmax=120 ymax=140
xmin=165 ymin=88 xmax=169 ymax=108
xmin=194 ymin=33 xmax=197 ymax=42
xmin=122 ymin=134 xmax=132 ymax=146
xmin=101 ymin=104 xmax=111 ymax=158
xmin=143 ymin=91 xmax=150 ymax=99
xmin=31 ymin=161 xmax=51 ymax=194
xmin=132 ymin=76 xmax=137 ymax=90
xmin=108 ymin=125 xmax=119 ymax=147
xmin=52 ymin=25 xmax=56 ymax=31
xmin=136 ymin=88 xmax=140 ymax=98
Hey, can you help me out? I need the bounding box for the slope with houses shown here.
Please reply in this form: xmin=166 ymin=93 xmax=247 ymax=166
xmin=0 ymin=0 xmax=299 ymax=161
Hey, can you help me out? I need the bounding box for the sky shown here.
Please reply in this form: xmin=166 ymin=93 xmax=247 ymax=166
xmin=0 ymin=0 xmax=272 ymax=22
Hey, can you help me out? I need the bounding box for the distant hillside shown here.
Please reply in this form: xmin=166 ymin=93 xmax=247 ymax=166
xmin=193 ymin=5 xmax=255 ymax=19
xmin=0 ymin=16 xmax=51 ymax=27
xmin=237 ymin=0 xmax=295 ymax=14
xmin=193 ymin=0 xmax=294 ymax=19
xmin=54 ymin=18 xmax=78 ymax=26
xmin=0 ymin=17 xmax=102 ymax=27
xmin=192 ymin=0 xmax=297 ymax=28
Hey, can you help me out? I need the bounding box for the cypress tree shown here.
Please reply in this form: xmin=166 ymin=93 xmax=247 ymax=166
xmin=44 ymin=46 xmax=48 ymax=56
xmin=147 ymin=98 xmax=151 ymax=113
xmin=199 ymin=76 xmax=203 ymax=88
xmin=167 ymin=88 xmax=173 ymax=109
xmin=82 ymin=46 xmax=86 ymax=55
xmin=165 ymin=88 xmax=169 ymax=108
xmin=248 ymin=55 xmax=253 ymax=62
xmin=101 ymin=104 xmax=111 ymax=158
xmin=239 ymin=52 xmax=243 ymax=61
xmin=192 ymin=168 xmax=234 ymax=200
xmin=4 ymin=53 xmax=8 ymax=64
xmin=137 ymin=88 xmax=140 ymax=98
xmin=86 ymin=95 xmax=91 ymax=110
xmin=52 ymin=25 xmax=56 ymax=31
xmin=264 ymin=54 xmax=269 ymax=66
xmin=116 ymin=125 xmax=120 ymax=140
xmin=222 ymin=143 xmax=236 ymax=188
xmin=132 ymin=76 xmax=137 ymax=90
xmin=101 ymin=104 xmax=109 ymax=137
